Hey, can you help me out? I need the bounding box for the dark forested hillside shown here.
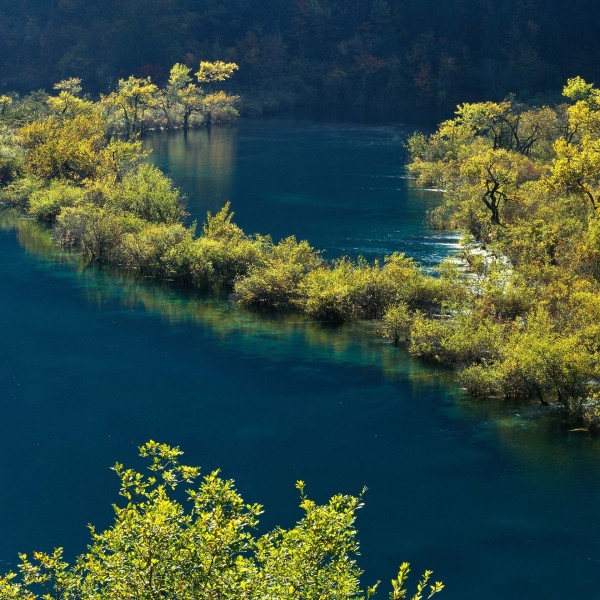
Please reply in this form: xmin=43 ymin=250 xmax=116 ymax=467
xmin=1 ymin=0 xmax=600 ymax=111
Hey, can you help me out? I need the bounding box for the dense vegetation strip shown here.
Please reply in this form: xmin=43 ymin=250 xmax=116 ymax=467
xmin=0 ymin=76 xmax=466 ymax=321
xmin=1 ymin=75 xmax=600 ymax=430
xmin=0 ymin=442 xmax=443 ymax=599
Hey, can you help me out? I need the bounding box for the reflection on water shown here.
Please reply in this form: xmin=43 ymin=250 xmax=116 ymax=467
xmin=1 ymin=214 xmax=454 ymax=391
xmin=144 ymin=128 xmax=237 ymax=221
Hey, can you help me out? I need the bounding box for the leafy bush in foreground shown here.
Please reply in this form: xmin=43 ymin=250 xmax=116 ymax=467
xmin=0 ymin=442 xmax=444 ymax=600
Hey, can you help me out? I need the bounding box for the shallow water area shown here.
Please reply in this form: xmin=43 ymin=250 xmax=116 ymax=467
xmin=1 ymin=118 xmax=600 ymax=599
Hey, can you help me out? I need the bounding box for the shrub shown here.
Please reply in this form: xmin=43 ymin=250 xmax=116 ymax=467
xmin=28 ymin=181 xmax=85 ymax=222
xmin=407 ymin=313 xmax=451 ymax=361
xmin=380 ymin=303 xmax=412 ymax=344
xmin=55 ymin=204 xmax=143 ymax=262
xmin=0 ymin=442 xmax=444 ymax=600
xmin=580 ymin=393 xmax=600 ymax=432
xmin=120 ymin=223 xmax=197 ymax=279
xmin=494 ymin=311 xmax=597 ymax=404
xmin=235 ymin=236 xmax=321 ymax=309
xmin=0 ymin=175 xmax=44 ymax=208
xmin=457 ymin=364 xmax=502 ymax=398
xmin=19 ymin=113 xmax=106 ymax=182
xmin=299 ymin=259 xmax=366 ymax=323
xmin=0 ymin=127 xmax=24 ymax=186
xmin=101 ymin=164 xmax=185 ymax=225
xmin=409 ymin=310 xmax=505 ymax=366
xmin=194 ymin=236 xmax=265 ymax=288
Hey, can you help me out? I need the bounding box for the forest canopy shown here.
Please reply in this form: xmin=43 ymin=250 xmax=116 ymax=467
xmin=1 ymin=0 xmax=600 ymax=111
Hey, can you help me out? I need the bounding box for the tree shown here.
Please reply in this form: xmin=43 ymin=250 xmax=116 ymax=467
xmin=454 ymin=100 xmax=558 ymax=157
xmin=562 ymin=76 xmax=600 ymax=142
xmin=161 ymin=62 xmax=240 ymax=131
xmin=202 ymin=91 xmax=241 ymax=127
xmin=154 ymin=63 xmax=193 ymax=128
xmin=177 ymin=82 xmax=205 ymax=131
xmin=53 ymin=77 xmax=83 ymax=96
xmin=0 ymin=442 xmax=444 ymax=600
xmin=46 ymin=91 xmax=94 ymax=118
xmin=548 ymin=137 xmax=600 ymax=210
xmin=460 ymin=148 xmax=529 ymax=226
xmin=0 ymin=96 xmax=13 ymax=117
xmin=195 ymin=61 xmax=240 ymax=128
xmin=46 ymin=78 xmax=93 ymax=118
xmin=104 ymin=76 xmax=158 ymax=137
xmin=195 ymin=61 xmax=239 ymax=86
xmin=544 ymin=78 xmax=600 ymax=211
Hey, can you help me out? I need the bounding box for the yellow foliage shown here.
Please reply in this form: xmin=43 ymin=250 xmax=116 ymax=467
xmin=196 ymin=60 xmax=239 ymax=84
xmin=19 ymin=112 xmax=106 ymax=182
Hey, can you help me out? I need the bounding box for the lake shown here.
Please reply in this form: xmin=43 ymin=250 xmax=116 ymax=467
xmin=1 ymin=117 xmax=599 ymax=599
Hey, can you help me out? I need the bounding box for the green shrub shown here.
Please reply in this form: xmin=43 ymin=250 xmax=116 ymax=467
xmin=235 ymin=236 xmax=321 ymax=309
xmin=0 ymin=128 xmax=24 ymax=186
xmin=55 ymin=204 xmax=143 ymax=262
xmin=580 ymin=393 xmax=600 ymax=432
xmin=202 ymin=201 xmax=246 ymax=243
xmin=194 ymin=236 xmax=265 ymax=288
xmin=380 ymin=303 xmax=412 ymax=344
xmin=407 ymin=313 xmax=451 ymax=361
xmin=28 ymin=181 xmax=85 ymax=222
xmin=457 ymin=364 xmax=502 ymax=398
xmin=409 ymin=310 xmax=505 ymax=366
xmin=299 ymin=259 xmax=366 ymax=323
xmin=0 ymin=175 xmax=44 ymax=208
xmin=184 ymin=203 xmax=267 ymax=287
xmin=492 ymin=311 xmax=597 ymax=404
xmin=120 ymin=223 xmax=197 ymax=279
xmin=101 ymin=164 xmax=185 ymax=224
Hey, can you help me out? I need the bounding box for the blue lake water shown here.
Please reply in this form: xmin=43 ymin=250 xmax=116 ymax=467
xmin=1 ymin=117 xmax=600 ymax=599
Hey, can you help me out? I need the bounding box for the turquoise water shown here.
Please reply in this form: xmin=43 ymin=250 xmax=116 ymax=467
xmin=1 ymin=119 xmax=600 ymax=599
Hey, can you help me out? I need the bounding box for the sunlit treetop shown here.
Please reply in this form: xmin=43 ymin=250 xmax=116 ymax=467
xmin=196 ymin=60 xmax=239 ymax=84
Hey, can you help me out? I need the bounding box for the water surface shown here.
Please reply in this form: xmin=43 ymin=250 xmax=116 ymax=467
xmin=144 ymin=118 xmax=458 ymax=265
xmin=1 ymin=119 xmax=600 ymax=600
